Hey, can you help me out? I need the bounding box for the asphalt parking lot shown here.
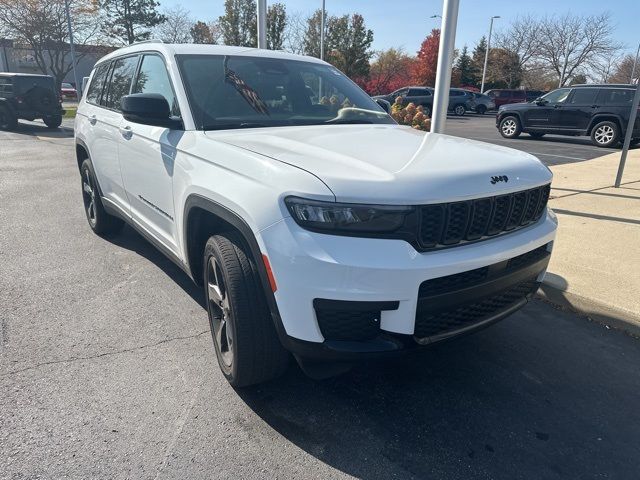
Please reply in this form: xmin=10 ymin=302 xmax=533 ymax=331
xmin=2 ymin=121 xmax=640 ymax=480
xmin=445 ymin=113 xmax=626 ymax=166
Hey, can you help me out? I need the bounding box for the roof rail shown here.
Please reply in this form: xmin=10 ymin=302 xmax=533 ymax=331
xmin=129 ymin=39 xmax=164 ymax=46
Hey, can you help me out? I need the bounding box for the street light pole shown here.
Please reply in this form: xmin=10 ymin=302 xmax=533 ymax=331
xmin=480 ymin=16 xmax=500 ymax=94
xmin=631 ymin=42 xmax=640 ymax=84
xmin=320 ymin=0 xmax=326 ymax=60
xmin=257 ymin=0 xmax=267 ymax=49
xmin=430 ymin=0 xmax=460 ymax=134
xmin=614 ymin=83 xmax=640 ymax=187
xmin=64 ymin=0 xmax=81 ymax=97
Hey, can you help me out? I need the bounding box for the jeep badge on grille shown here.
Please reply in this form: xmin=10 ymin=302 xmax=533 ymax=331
xmin=491 ymin=175 xmax=509 ymax=184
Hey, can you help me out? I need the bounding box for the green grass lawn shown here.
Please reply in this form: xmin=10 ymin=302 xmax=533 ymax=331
xmin=63 ymin=107 xmax=77 ymax=119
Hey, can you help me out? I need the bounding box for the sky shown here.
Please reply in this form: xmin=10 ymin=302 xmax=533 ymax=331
xmin=169 ymin=0 xmax=639 ymax=56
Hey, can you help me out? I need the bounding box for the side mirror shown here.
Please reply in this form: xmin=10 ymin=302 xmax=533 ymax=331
xmin=375 ymin=98 xmax=391 ymax=113
xmin=121 ymin=93 xmax=182 ymax=129
xmin=535 ymin=98 xmax=548 ymax=106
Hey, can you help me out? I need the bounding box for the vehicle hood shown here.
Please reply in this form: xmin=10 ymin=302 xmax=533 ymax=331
xmin=499 ymin=102 xmax=531 ymax=112
xmin=207 ymin=124 xmax=552 ymax=204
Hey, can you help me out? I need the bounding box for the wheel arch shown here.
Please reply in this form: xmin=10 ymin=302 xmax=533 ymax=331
xmin=183 ymin=194 xmax=290 ymax=343
xmin=587 ymin=115 xmax=622 ymax=135
xmin=75 ymin=138 xmax=90 ymax=172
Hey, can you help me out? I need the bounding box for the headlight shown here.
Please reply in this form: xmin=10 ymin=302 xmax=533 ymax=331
xmin=285 ymin=196 xmax=413 ymax=233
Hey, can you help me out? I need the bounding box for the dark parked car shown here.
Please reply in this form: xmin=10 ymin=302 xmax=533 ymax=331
xmin=373 ymin=86 xmax=474 ymax=116
xmin=496 ymin=84 xmax=640 ymax=148
xmin=0 ymin=73 xmax=64 ymax=130
xmin=485 ymin=89 xmax=545 ymax=109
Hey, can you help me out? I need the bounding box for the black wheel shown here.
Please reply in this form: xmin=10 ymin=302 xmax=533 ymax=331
xmin=476 ymin=104 xmax=487 ymax=115
xmin=204 ymin=232 xmax=289 ymax=387
xmin=591 ymin=121 xmax=620 ymax=148
xmin=499 ymin=115 xmax=522 ymax=139
xmin=529 ymin=132 xmax=545 ymax=139
xmin=630 ymin=138 xmax=640 ymax=147
xmin=453 ymin=104 xmax=466 ymax=116
xmin=43 ymin=115 xmax=62 ymax=129
xmin=80 ymin=159 xmax=124 ymax=235
xmin=0 ymin=105 xmax=17 ymax=130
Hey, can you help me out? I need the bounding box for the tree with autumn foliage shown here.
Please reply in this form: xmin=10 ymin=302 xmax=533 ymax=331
xmin=364 ymin=48 xmax=414 ymax=95
xmin=411 ymin=29 xmax=440 ymax=86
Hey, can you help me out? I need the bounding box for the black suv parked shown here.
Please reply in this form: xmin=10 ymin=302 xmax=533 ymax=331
xmin=496 ymin=84 xmax=640 ymax=148
xmin=0 ymin=73 xmax=64 ymax=130
xmin=373 ymin=87 xmax=474 ymax=117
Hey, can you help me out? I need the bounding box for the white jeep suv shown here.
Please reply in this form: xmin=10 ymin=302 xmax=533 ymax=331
xmin=75 ymin=42 xmax=557 ymax=386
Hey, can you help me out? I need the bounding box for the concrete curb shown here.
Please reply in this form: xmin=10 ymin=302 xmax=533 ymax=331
xmin=536 ymin=277 xmax=640 ymax=338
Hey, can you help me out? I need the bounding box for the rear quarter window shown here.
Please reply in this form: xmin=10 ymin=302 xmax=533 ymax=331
xmin=86 ymin=64 xmax=110 ymax=105
xmin=597 ymin=88 xmax=635 ymax=106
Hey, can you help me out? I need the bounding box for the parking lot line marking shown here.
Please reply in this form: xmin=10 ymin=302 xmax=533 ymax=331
xmin=525 ymin=152 xmax=588 ymax=161
xmin=467 ymin=136 xmax=617 ymax=153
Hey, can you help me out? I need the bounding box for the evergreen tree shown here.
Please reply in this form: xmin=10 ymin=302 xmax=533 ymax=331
xmin=100 ymin=0 xmax=166 ymax=45
xmin=303 ymin=9 xmax=323 ymax=58
xmin=218 ymin=0 xmax=256 ymax=47
xmin=454 ymin=45 xmax=475 ymax=87
xmin=266 ymin=3 xmax=287 ymax=50
xmin=470 ymin=36 xmax=487 ymax=85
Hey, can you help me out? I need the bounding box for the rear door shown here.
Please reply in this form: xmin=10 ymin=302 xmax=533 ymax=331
xmin=408 ymin=88 xmax=432 ymax=109
xmin=81 ymin=60 xmax=131 ymax=211
xmin=557 ymin=88 xmax=599 ymax=131
xmin=117 ymin=53 xmax=183 ymax=253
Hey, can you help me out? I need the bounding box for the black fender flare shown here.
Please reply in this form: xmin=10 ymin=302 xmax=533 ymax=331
xmin=182 ymin=194 xmax=291 ymax=345
xmin=0 ymin=98 xmax=16 ymax=115
xmin=587 ymin=114 xmax=624 ymax=134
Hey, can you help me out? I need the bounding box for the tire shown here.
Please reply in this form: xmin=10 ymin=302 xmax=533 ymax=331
xmin=203 ymin=232 xmax=289 ymax=387
xmin=24 ymin=86 xmax=57 ymax=112
xmin=453 ymin=104 xmax=466 ymax=116
xmin=476 ymin=104 xmax=487 ymax=115
xmin=423 ymin=104 xmax=432 ymax=117
xmin=529 ymin=132 xmax=545 ymax=139
xmin=590 ymin=121 xmax=620 ymax=148
xmin=630 ymin=139 xmax=640 ymax=147
xmin=0 ymin=105 xmax=18 ymax=130
xmin=80 ymin=159 xmax=124 ymax=235
xmin=499 ymin=115 xmax=522 ymax=139
xmin=43 ymin=115 xmax=62 ymax=129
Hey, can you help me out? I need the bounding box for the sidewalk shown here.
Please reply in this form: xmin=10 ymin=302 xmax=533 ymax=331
xmin=538 ymin=147 xmax=640 ymax=333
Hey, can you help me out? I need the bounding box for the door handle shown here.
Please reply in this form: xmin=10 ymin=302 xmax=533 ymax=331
xmin=88 ymin=114 xmax=97 ymax=125
xmin=119 ymin=125 xmax=133 ymax=139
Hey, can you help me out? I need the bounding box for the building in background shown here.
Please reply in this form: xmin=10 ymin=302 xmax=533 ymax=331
xmin=0 ymin=39 xmax=113 ymax=87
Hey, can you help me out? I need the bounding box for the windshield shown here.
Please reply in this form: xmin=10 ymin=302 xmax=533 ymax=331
xmin=62 ymin=83 xmax=73 ymax=88
xmin=176 ymin=54 xmax=394 ymax=131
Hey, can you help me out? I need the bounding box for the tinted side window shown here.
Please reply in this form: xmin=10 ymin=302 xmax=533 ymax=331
xmin=86 ymin=64 xmax=109 ymax=105
xmin=569 ymin=88 xmax=599 ymax=104
xmin=104 ymin=56 xmax=139 ymax=111
xmin=597 ymin=88 xmax=634 ymax=105
xmin=497 ymin=91 xmax=511 ymax=98
xmin=132 ymin=55 xmax=180 ymax=116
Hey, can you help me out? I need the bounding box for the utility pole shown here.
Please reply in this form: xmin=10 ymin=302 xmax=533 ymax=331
xmin=257 ymin=0 xmax=267 ymax=49
xmin=631 ymin=42 xmax=640 ymax=84
xmin=614 ymin=83 xmax=640 ymax=187
xmin=320 ymin=0 xmax=326 ymax=60
xmin=480 ymin=16 xmax=500 ymax=94
xmin=430 ymin=0 xmax=460 ymax=134
xmin=64 ymin=0 xmax=81 ymax=97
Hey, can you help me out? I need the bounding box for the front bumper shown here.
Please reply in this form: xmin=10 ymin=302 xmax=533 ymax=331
xmin=257 ymin=211 xmax=557 ymax=359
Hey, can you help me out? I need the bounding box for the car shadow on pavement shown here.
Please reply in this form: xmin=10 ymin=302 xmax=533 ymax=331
xmin=107 ymin=224 xmax=205 ymax=308
xmin=11 ymin=121 xmax=74 ymax=138
xmin=237 ymin=299 xmax=640 ymax=480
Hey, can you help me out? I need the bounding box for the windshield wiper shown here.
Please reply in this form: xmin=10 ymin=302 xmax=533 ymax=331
xmin=202 ymin=122 xmax=272 ymax=131
xmin=324 ymin=119 xmax=374 ymax=125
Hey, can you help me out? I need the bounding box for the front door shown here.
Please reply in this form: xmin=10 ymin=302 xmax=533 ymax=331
xmin=117 ymin=54 xmax=183 ymax=255
xmin=523 ymin=88 xmax=571 ymax=129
